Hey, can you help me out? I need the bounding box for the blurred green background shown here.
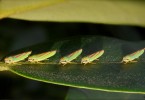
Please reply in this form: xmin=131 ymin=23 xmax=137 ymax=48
xmin=0 ymin=18 xmax=145 ymax=99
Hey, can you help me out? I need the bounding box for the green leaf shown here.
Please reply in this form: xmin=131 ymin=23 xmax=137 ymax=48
xmin=1 ymin=36 xmax=145 ymax=94
xmin=0 ymin=0 xmax=65 ymax=19
xmin=65 ymin=88 xmax=145 ymax=100
xmin=4 ymin=0 xmax=145 ymax=26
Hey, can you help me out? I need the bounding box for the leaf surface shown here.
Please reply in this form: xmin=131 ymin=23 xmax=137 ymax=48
xmin=2 ymin=36 xmax=145 ymax=94
xmin=1 ymin=0 xmax=145 ymax=26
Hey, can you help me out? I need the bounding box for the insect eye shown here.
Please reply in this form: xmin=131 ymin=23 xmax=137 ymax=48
xmin=81 ymin=60 xmax=87 ymax=63
xmin=29 ymin=58 xmax=34 ymax=61
xmin=124 ymin=58 xmax=130 ymax=61
xmin=63 ymin=60 xmax=67 ymax=62
xmin=7 ymin=59 xmax=12 ymax=62
xmin=84 ymin=60 xmax=88 ymax=62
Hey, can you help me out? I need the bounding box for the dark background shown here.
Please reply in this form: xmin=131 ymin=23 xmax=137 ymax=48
xmin=0 ymin=18 xmax=145 ymax=99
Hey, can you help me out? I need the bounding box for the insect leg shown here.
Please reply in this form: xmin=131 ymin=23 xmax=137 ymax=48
xmin=68 ymin=61 xmax=77 ymax=64
xmin=62 ymin=63 xmax=67 ymax=66
xmin=130 ymin=60 xmax=138 ymax=63
xmin=83 ymin=63 xmax=88 ymax=65
xmin=90 ymin=62 xmax=96 ymax=64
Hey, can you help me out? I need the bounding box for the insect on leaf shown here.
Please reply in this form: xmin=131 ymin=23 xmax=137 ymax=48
xmin=81 ymin=50 xmax=104 ymax=64
xmin=5 ymin=51 xmax=32 ymax=64
xmin=59 ymin=49 xmax=82 ymax=65
xmin=122 ymin=48 xmax=144 ymax=63
xmin=28 ymin=50 xmax=56 ymax=62
xmin=67 ymin=49 xmax=82 ymax=62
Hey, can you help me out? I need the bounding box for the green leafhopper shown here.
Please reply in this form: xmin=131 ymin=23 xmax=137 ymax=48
xmin=28 ymin=50 xmax=56 ymax=62
xmin=59 ymin=49 xmax=82 ymax=66
xmin=122 ymin=48 xmax=144 ymax=64
xmin=81 ymin=50 xmax=104 ymax=65
xmin=5 ymin=51 xmax=32 ymax=64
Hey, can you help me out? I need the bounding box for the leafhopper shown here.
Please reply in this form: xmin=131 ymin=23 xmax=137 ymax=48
xmin=28 ymin=50 xmax=56 ymax=63
xmin=59 ymin=49 xmax=82 ymax=66
xmin=122 ymin=48 xmax=144 ymax=64
xmin=5 ymin=51 xmax=32 ymax=64
xmin=81 ymin=50 xmax=104 ymax=65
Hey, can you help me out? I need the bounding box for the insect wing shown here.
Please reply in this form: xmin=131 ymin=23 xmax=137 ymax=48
xmin=5 ymin=51 xmax=32 ymax=63
xmin=47 ymin=50 xmax=57 ymax=58
xmin=124 ymin=49 xmax=144 ymax=61
xmin=28 ymin=50 xmax=56 ymax=62
xmin=129 ymin=49 xmax=144 ymax=60
xmin=88 ymin=50 xmax=104 ymax=62
xmin=67 ymin=49 xmax=82 ymax=62
xmin=13 ymin=51 xmax=32 ymax=61
xmin=122 ymin=49 xmax=145 ymax=63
